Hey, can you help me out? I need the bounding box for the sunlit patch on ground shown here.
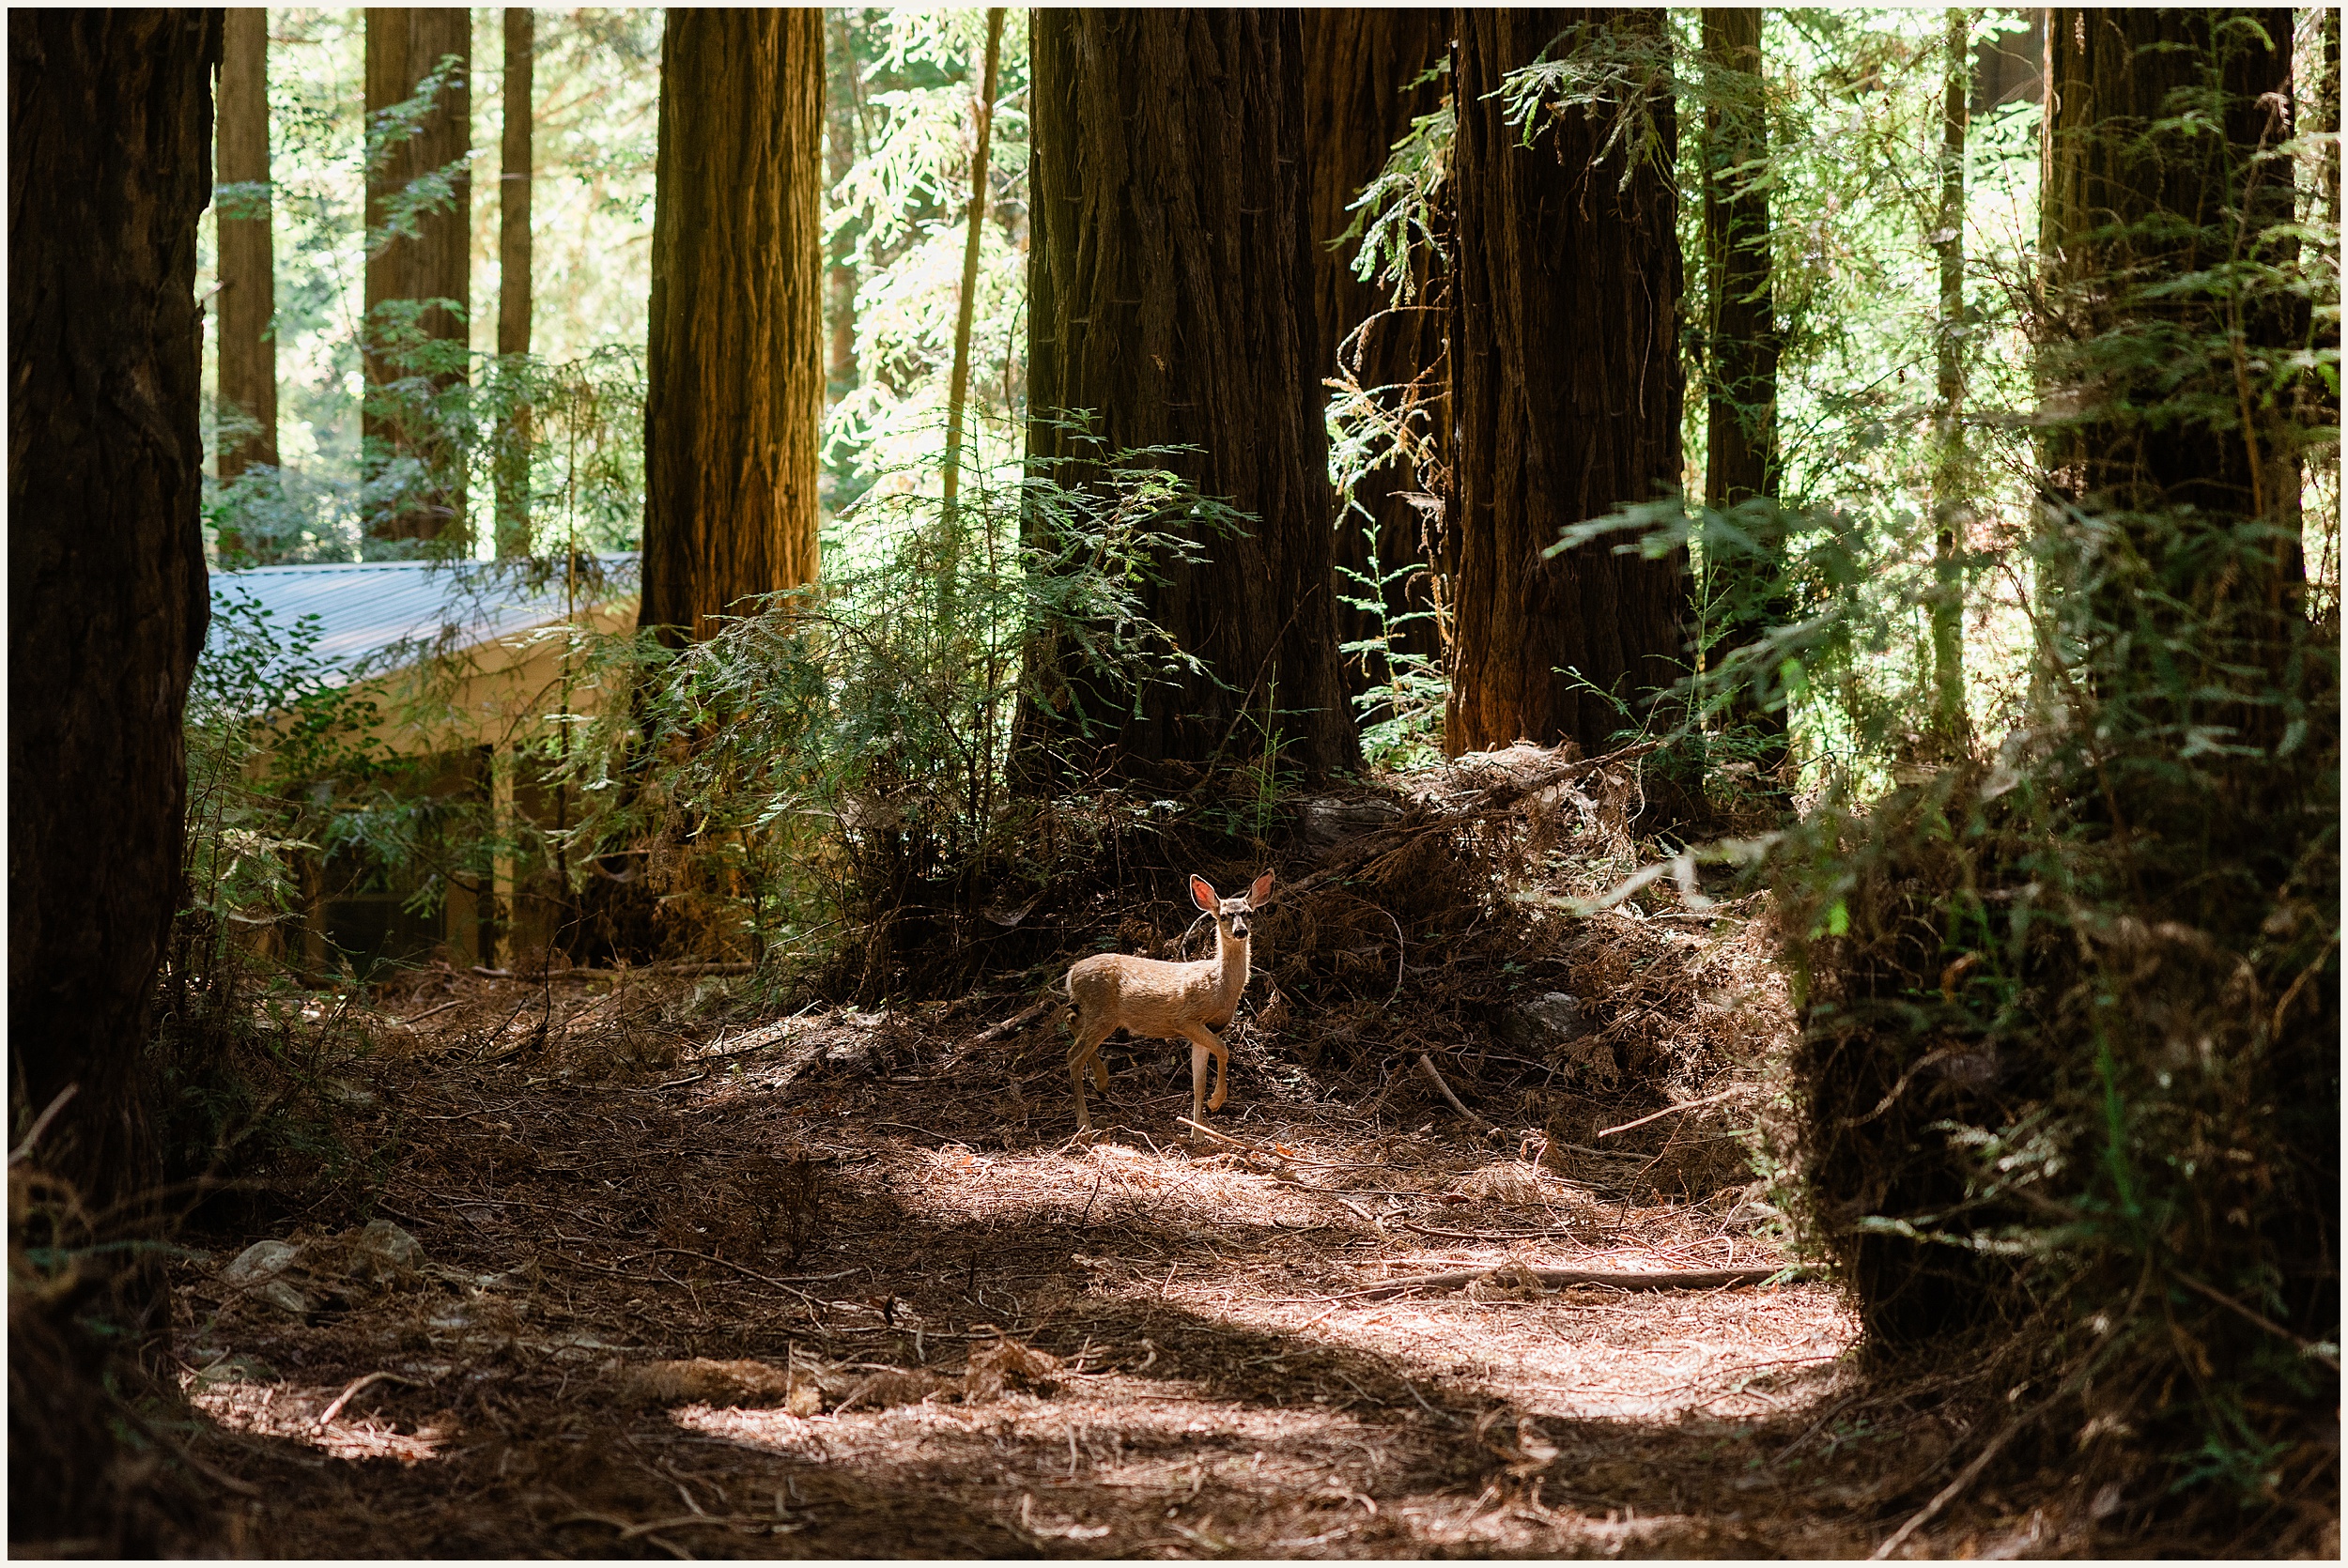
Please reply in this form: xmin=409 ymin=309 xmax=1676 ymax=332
xmin=183 ymin=1368 xmax=456 ymax=1466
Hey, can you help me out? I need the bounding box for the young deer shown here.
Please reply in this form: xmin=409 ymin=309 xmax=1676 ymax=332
xmin=1064 ymin=871 xmax=1274 ymax=1136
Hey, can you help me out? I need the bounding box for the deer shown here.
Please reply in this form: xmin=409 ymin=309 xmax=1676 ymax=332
xmin=1064 ymin=871 xmax=1274 ymax=1137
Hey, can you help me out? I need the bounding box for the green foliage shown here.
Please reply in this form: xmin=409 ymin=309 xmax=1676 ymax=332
xmin=1760 ymin=10 xmax=2341 ymax=1515
xmin=824 ymin=8 xmax=1031 ymax=518
xmin=550 ymin=433 xmax=1228 ymax=1000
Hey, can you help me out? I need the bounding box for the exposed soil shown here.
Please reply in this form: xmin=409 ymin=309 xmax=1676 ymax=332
xmin=167 ymin=957 xmax=2116 ymax=1560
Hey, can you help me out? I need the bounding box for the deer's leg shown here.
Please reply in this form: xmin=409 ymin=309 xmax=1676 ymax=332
xmin=1202 ymin=1024 xmax=1231 ymax=1112
xmin=1068 ymin=1014 xmax=1111 ymax=1133
xmin=1189 ymin=1036 xmax=1211 ymax=1127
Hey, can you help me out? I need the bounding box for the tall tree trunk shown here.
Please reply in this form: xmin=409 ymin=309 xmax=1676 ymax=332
xmin=2041 ymin=7 xmax=2302 ymax=718
xmin=1698 ymin=7 xmax=1784 ymax=773
xmin=823 ymin=9 xmax=862 ymax=412
xmin=1445 ymin=9 xmax=1688 ymax=768
xmin=8 ymin=14 xmax=219 ymax=1546
xmin=939 ymin=7 xmax=1004 ymax=518
xmin=1022 ymin=9 xmax=1358 ymax=781
xmin=1304 ymin=8 xmax=1452 ymax=709
xmin=363 ymin=8 xmax=471 ymax=544
xmin=639 ymin=8 xmax=824 ymax=644
xmin=215 ymin=7 xmax=276 ymax=486
xmin=494 ymin=6 xmax=533 ymax=559
xmin=1928 ymin=8 xmax=1971 ymax=757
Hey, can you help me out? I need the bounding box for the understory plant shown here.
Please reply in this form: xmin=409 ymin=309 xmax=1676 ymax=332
xmin=550 ymin=430 xmax=1237 ymax=1003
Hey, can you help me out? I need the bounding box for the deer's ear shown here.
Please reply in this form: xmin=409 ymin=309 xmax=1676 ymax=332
xmin=1190 ymin=875 xmax=1219 ymax=911
xmin=1247 ymin=870 xmax=1275 ymax=908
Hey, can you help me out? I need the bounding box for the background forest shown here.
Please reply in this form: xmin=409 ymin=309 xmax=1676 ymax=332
xmin=8 ymin=6 xmax=2338 ymax=1558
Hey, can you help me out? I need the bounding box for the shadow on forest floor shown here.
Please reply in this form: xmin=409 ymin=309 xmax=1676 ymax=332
xmin=159 ymin=963 xmax=2146 ymax=1560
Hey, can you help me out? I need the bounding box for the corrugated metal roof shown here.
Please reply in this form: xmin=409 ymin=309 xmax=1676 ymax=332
xmin=208 ymin=553 xmax=639 ymax=684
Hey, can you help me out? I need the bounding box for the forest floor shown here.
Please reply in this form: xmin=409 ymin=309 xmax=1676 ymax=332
xmin=158 ymin=744 xmax=2261 ymax=1559
xmin=167 ymin=961 xmax=2124 ymax=1560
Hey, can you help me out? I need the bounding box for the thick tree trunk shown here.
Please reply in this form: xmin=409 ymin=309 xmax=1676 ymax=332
xmin=215 ymin=7 xmax=276 ymax=484
xmin=1023 ymin=9 xmax=1358 ymax=781
xmin=8 ymin=25 xmax=218 ymax=1545
xmin=363 ymin=8 xmax=471 ymax=544
xmin=1700 ymin=8 xmax=1773 ymax=511
xmin=1698 ymin=7 xmax=1784 ymax=772
xmin=1304 ymin=8 xmax=1451 ymax=708
xmin=1445 ymin=9 xmax=1687 ymax=764
xmin=495 ymin=7 xmax=533 ymax=559
xmin=2041 ymin=7 xmax=2302 ymax=704
xmin=639 ymin=8 xmax=824 ymax=644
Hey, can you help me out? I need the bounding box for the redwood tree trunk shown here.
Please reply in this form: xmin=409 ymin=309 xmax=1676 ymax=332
xmin=639 ymin=8 xmax=824 ymax=644
xmin=1698 ymin=7 xmax=1785 ymax=769
xmin=363 ymin=8 xmax=471 ymax=544
xmin=823 ymin=8 xmax=860 ymax=412
xmin=1445 ymin=9 xmax=1687 ymax=762
xmin=1024 ymin=9 xmax=1357 ymax=780
xmin=215 ymin=6 xmax=276 ymax=483
xmin=494 ymin=6 xmax=533 ymax=558
xmin=8 ymin=25 xmax=218 ymax=1520
xmin=2041 ymin=7 xmax=2302 ymax=703
xmin=1304 ymin=8 xmax=1451 ymax=707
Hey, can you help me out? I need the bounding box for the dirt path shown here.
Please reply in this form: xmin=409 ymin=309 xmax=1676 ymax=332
xmin=172 ymin=982 xmax=2023 ymax=1559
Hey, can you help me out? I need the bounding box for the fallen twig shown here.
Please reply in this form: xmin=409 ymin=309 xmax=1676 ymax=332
xmin=9 ymin=1083 xmax=78 ymax=1165
xmin=966 ymin=997 xmax=1058 ymax=1049
xmin=314 ymin=1370 xmax=427 ymax=1430
xmin=394 ymin=999 xmax=466 ymax=1027
xmin=1340 ymin=1264 xmax=1806 ymax=1301
xmin=1414 ymin=1053 xmax=1496 ymax=1132
xmin=1597 ymin=1085 xmax=1744 ymax=1140
xmin=1397 ymin=1221 xmax=1614 ymax=1243
xmin=1869 ymin=1413 xmax=2029 ymax=1560
xmin=2171 ymin=1271 xmax=2340 ymax=1370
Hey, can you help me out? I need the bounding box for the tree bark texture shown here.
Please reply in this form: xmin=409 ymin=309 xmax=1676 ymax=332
xmin=2041 ymin=8 xmax=2302 ymax=701
xmin=363 ymin=7 xmax=471 ymax=542
xmin=215 ymin=6 xmax=276 ymax=481
xmin=8 ymin=1 xmax=216 ymax=1285
xmin=1445 ymin=9 xmax=1687 ymax=761
xmin=823 ymin=8 xmax=861 ymax=410
xmin=1304 ymin=8 xmax=1452 ymax=705
xmin=1698 ymin=7 xmax=1784 ymax=768
xmin=1025 ymin=8 xmax=1358 ymax=780
xmin=495 ymin=7 xmax=533 ymax=558
xmin=639 ymin=8 xmax=824 ymax=645
xmin=1700 ymin=8 xmax=1774 ymax=514
xmin=498 ymin=8 xmax=532 ymax=361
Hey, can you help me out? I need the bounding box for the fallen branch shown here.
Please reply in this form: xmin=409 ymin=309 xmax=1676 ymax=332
xmin=1414 ymin=1053 xmax=1497 ymax=1132
xmin=394 ymin=999 xmax=466 ymax=1026
xmin=1868 ymin=1413 xmax=2029 ymax=1560
xmin=1269 ymin=740 xmax=1669 ymax=908
xmin=2171 ymin=1271 xmax=2341 ymax=1371
xmin=314 ymin=1370 xmax=427 ymax=1430
xmin=1597 ymin=1085 xmax=1744 ymax=1140
xmin=1340 ymin=1264 xmax=1805 ymax=1301
xmin=967 ymin=997 xmax=1057 ymax=1049
xmin=1397 ymin=1221 xmax=1614 ymax=1243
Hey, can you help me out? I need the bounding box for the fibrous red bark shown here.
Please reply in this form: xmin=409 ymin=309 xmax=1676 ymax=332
xmin=1445 ymin=9 xmax=1687 ymax=761
xmin=1025 ymin=8 xmax=1357 ymax=779
xmin=639 ymin=8 xmax=825 ymax=644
